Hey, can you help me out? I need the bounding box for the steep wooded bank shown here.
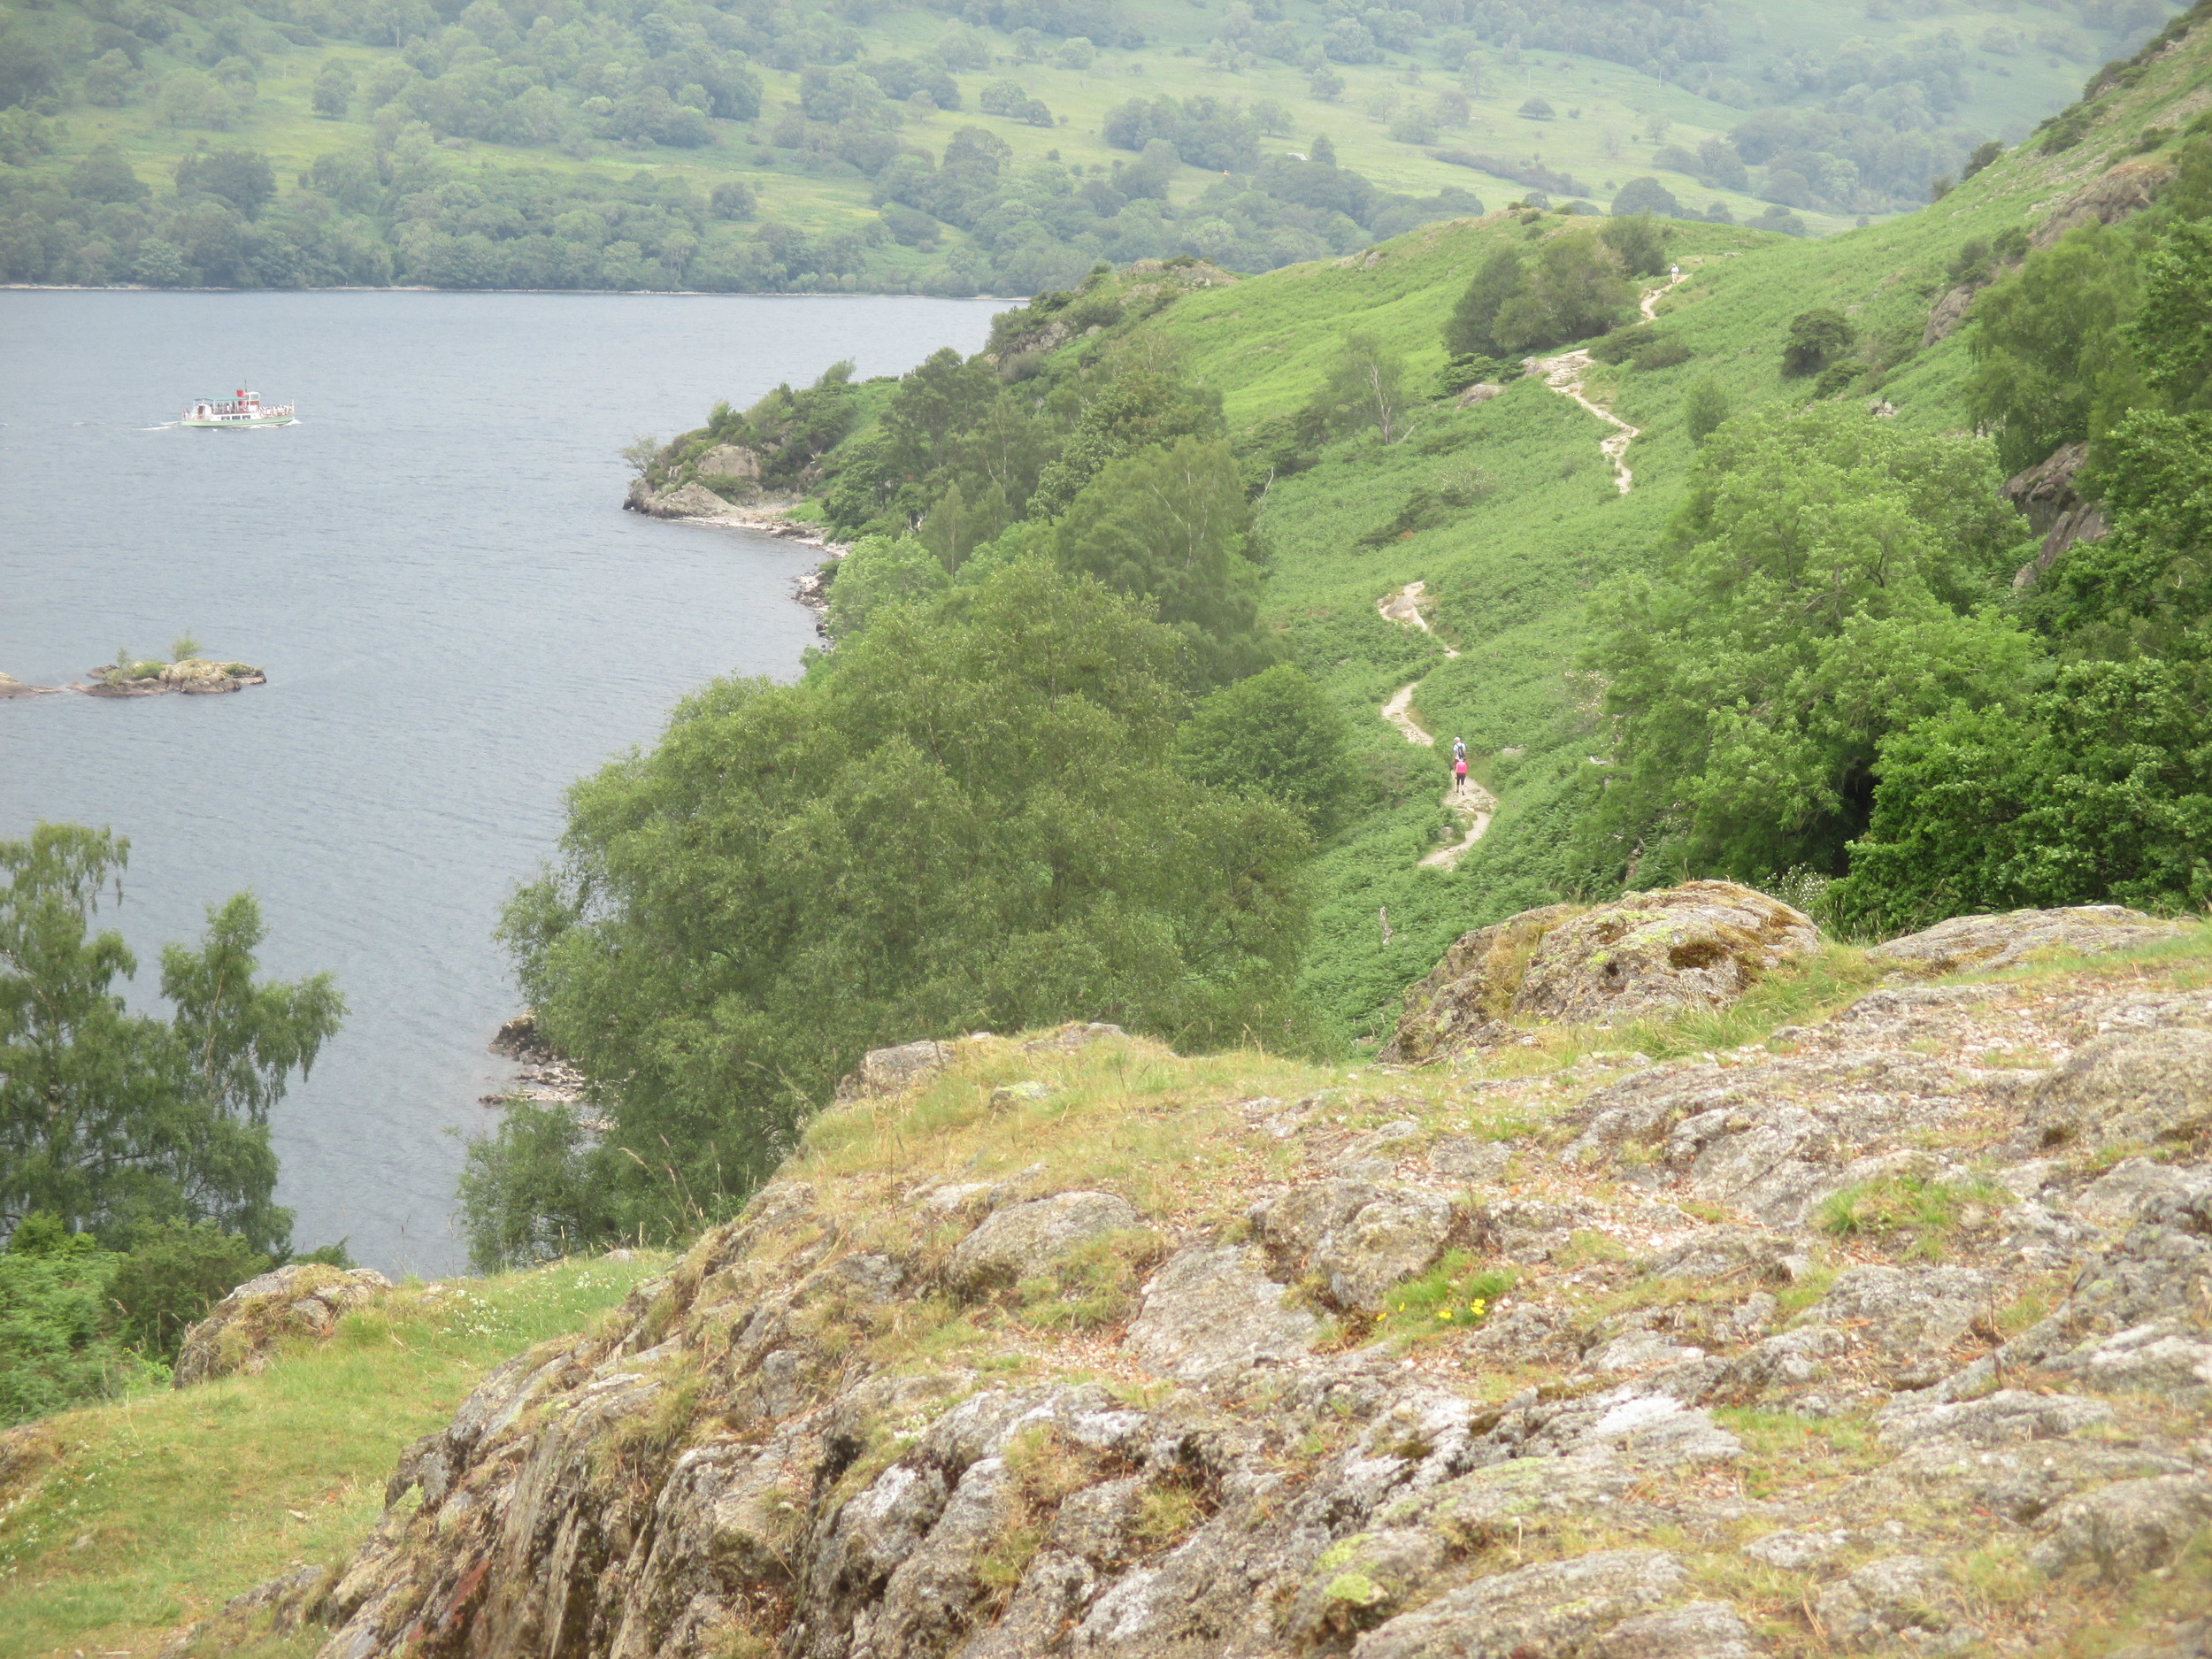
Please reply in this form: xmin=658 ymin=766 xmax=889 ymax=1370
xmin=155 ymin=895 xmax=2212 ymax=1659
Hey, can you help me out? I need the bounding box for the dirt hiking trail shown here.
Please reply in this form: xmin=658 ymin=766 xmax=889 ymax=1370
xmin=1375 ymin=582 xmax=1495 ymax=870
xmin=1525 ymin=268 xmax=1690 ymax=495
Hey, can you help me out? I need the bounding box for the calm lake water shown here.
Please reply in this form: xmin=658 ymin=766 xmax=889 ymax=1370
xmin=0 ymin=290 xmax=1002 ymax=1276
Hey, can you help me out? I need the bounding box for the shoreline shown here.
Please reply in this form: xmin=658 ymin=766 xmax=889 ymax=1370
xmin=637 ymin=498 xmax=846 ymax=623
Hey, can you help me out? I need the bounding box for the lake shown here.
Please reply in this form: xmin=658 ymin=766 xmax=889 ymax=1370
xmin=0 ymin=289 xmax=1002 ymax=1276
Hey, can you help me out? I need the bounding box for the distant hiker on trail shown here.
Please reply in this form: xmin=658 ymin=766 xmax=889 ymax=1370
xmin=1452 ymin=735 xmax=1466 ymax=764
xmin=1454 ymin=755 xmax=1469 ymax=793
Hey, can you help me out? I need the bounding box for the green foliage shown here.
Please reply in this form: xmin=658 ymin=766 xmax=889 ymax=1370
xmin=1310 ymin=332 xmax=1414 ymax=446
xmin=457 ymin=1102 xmax=614 ymax=1271
xmin=1584 ymin=406 xmax=2035 ymax=880
xmin=497 ymin=559 xmax=1315 ymax=1248
xmin=1965 ymin=224 xmax=2144 ymax=473
xmin=0 ymin=826 xmax=344 ymax=1256
xmin=107 ymin=1220 xmax=270 ymax=1363
xmin=1828 ymin=660 xmax=2212 ymax=932
xmin=1817 ymin=1172 xmax=2001 ymax=1260
xmin=1177 ymin=664 xmax=1361 ymax=835
xmin=1442 ymin=246 xmax=1524 ymax=360
xmin=0 ymin=1221 xmax=154 ymax=1426
xmin=2128 ymin=216 xmax=2212 ymax=406
xmin=822 ymin=535 xmax=950 ymax=644
xmin=1052 ymin=435 xmax=1272 ymax=687
xmin=1781 ymin=307 xmax=1853 ymax=376
xmin=1684 ymin=376 xmax=1731 ymax=444
xmin=1599 ymin=212 xmax=1668 ymax=276
xmin=1834 ymin=409 xmax=2212 ymax=931
xmin=1379 ymin=1251 xmax=1512 ymax=1339
xmin=1490 ymin=230 xmax=1633 ymax=353
xmin=173 ymin=149 xmax=275 ymax=219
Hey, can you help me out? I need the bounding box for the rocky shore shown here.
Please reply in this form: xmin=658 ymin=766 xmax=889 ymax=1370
xmin=0 ymin=672 xmax=59 ymax=697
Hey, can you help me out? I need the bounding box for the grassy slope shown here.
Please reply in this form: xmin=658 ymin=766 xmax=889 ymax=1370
xmin=3 ymin=0 xmax=2168 ymax=267
xmin=1108 ymin=22 xmax=2212 ymax=1047
xmin=0 ymin=1253 xmax=667 ymax=1659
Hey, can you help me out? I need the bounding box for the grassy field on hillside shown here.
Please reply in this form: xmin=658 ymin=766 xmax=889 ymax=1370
xmin=0 ymin=1253 xmax=666 ymax=1659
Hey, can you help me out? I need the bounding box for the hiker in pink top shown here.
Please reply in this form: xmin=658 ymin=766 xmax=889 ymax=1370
xmin=1454 ymin=755 xmax=1469 ymax=793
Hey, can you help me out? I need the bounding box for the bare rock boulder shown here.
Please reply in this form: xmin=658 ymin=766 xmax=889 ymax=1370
xmin=945 ymin=1191 xmax=1141 ymax=1294
xmin=1248 ymin=1180 xmax=1462 ymax=1314
xmin=1124 ymin=1244 xmax=1317 ymax=1381
xmin=1868 ymin=904 xmax=2190 ymax=978
xmin=1510 ymin=880 xmax=1819 ymax=1025
xmin=1379 ymin=904 xmax=1579 ymax=1063
xmin=1353 ymin=1548 xmax=1686 ymax=1658
xmin=2032 ymin=1475 xmax=2212 ymax=1583
xmin=173 ymin=1263 xmax=393 ymax=1387
xmin=1386 ymin=883 xmax=1817 ymax=1062
xmin=2030 ymin=1026 xmax=2212 ymax=1152
xmin=835 ymin=1040 xmax=954 ymax=1102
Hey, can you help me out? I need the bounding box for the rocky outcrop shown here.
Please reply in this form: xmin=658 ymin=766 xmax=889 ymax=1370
xmin=2002 ymin=441 xmax=2111 ymax=588
xmin=1382 ymin=882 xmax=1819 ymax=1063
xmin=626 ymin=477 xmax=747 ymax=518
xmin=1919 ymin=283 xmax=1978 ymax=349
xmin=0 ymin=671 xmax=58 ymax=697
xmin=2032 ymin=155 xmax=2173 ymax=249
xmin=184 ymin=907 xmax=2212 ymax=1659
xmin=172 ymin=1263 xmax=393 ymax=1387
xmin=1868 ymin=903 xmax=2195 ymax=977
xmin=80 ymin=658 xmax=265 ymax=696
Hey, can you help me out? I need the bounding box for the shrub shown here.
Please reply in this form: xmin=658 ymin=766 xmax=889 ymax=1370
xmin=1684 ymin=377 xmax=1730 ymax=444
xmin=1599 ymin=212 xmax=1667 ymax=275
xmin=1782 ymin=308 xmax=1853 ymax=376
xmin=107 ymin=1219 xmax=268 ymax=1363
xmin=458 ymin=1101 xmax=614 ymax=1271
xmin=1176 ymin=662 xmax=1360 ymax=835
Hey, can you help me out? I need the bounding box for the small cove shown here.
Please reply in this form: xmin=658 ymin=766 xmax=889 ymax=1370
xmin=0 ymin=289 xmax=1001 ymax=1275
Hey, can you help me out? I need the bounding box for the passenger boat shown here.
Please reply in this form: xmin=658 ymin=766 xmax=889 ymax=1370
xmin=181 ymin=388 xmax=296 ymax=428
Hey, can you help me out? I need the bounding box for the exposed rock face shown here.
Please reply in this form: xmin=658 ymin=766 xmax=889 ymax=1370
xmin=1383 ymin=882 xmax=1818 ymax=1063
xmin=0 ymin=671 xmax=58 ymax=697
xmin=1379 ymin=903 xmax=1578 ymax=1064
xmin=186 ymin=926 xmax=2212 ymax=1659
xmin=1920 ymin=283 xmax=1978 ymax=348
xmin=1867 ymin=903 xmax=2193 ymax=976
xmin=172 ymin=1264 xmax=393 ymax=1387
xmin=625 ymin=478 xmax=744 ymax=518
xmin=837 ymin=1039 xmax=955 ymax=1100
xmin=2002 ymin=441 xmax=2111 ymax=588
xmin=2032 ymin=156 xmax=2173 ymax=249
xmin=945 ymin=1192 xmax=1143 ymax=1293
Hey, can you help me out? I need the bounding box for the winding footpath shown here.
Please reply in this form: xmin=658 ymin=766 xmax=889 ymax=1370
xmin=1375 ymin=582 xmax=1495 ymax=870
xmin=1371 ymin=274 xmax=1686 ymax=868
xmin=1524 ymin=268 xmax=1690 ymax=495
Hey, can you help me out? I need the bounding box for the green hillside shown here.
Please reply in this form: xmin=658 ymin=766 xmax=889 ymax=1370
xmin=0 ymin=0 xmax=2189 ymax=290
xmin=611 ymin=0 xmax=2212 ymax=1059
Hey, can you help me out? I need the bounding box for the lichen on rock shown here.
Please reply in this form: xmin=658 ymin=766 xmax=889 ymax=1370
xmin=168 ymin=907 xmax=2212 ymax=1659
xmin=172 ymin=1263 xmax=393 ymax=1387
xmin=1383 ymin=881 xmax=1818 ymax=1064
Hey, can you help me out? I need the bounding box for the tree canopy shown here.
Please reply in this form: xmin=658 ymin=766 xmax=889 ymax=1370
xmin=1583 ymin=405 xmax=2034 ymax=880
xmin=0 ymin=824 xmax=343 ymax=1255
xmin=494 ymin=557 xmax=1314 ymax=1253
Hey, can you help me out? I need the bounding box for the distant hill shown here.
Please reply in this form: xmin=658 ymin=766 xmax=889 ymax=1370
xmin=0 ymin=0 xmax=2192 ymax=291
